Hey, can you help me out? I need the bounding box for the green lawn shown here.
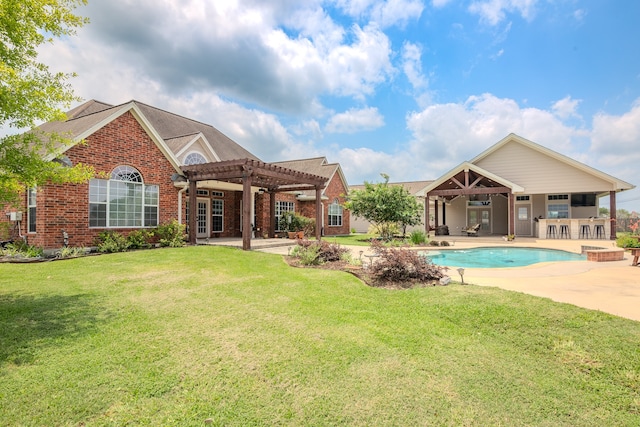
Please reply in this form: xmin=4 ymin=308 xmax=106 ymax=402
xmin=1 ymin=246 xmax=639 ymax=426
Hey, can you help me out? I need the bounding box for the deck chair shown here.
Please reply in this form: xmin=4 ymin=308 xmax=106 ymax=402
xmin=463 ymin=223 xmax=481 ymax=237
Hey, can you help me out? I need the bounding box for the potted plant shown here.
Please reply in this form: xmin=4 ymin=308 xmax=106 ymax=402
xmin=279 ymin=211 xmax=310 ymax=239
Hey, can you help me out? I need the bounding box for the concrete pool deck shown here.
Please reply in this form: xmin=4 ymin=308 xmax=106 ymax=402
xmin=256 ymin=237 xmax=640 ymax=322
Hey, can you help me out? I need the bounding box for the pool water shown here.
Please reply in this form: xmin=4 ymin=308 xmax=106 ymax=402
xmin=424 ymin=247 xmax=586 ymax=268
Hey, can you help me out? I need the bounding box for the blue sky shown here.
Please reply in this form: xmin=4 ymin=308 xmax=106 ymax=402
xmin=12 ymin=0 xmax=640 ymax=211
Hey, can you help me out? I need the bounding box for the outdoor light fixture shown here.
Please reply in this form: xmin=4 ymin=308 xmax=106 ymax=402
xmin=457 ymin=267 xmax=465 ymax=284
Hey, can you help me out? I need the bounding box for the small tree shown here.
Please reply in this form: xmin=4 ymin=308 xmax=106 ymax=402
xmin=345 ymin=174 xmax=423 ymax=240
xmin=0 ymin=0 xmax=93 ymax=207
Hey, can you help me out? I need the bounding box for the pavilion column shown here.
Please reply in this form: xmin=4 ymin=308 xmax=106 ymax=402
xmin=242 ymin=170 xmax=253 ymax=250
xmin=434 ymin=199 xmax=439 ymax=228
xmin=315 ymin=186 xmax=323 ymax=241
xmin=269 ymin=191 xmax=276 ymax=238
xmin=442 ymin=202 xmax=446 ymax=225
xmin=609 ymin=191 xmax=617 ymax=240
xmin=508 ymin=192 xmax=515 ymax=235
xmin=188 ymin=179 xmax=197 ymax=245
xmin=425 ymin=193 xmax=430 ymax=235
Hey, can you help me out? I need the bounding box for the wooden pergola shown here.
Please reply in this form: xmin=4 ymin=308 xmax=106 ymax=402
xmin=181 ymin=159 xmax=328 ymax=250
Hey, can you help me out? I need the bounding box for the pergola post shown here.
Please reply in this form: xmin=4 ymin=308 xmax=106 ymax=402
xmin=609 ymin=190 xmax=617 ymax=240
xmin=315 ymin=186 xmax=323 ymax=240
xmin=269 ymin=191 xmax=276 ymax=238
xmin=188 ymin=179 xmax=197 ymax=245
xmin=242 ymin=170 xmax=253 ymax=250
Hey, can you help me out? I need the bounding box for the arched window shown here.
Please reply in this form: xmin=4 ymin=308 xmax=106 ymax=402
xmin=89 ymin=165 xmax=159 ymax=228
xmin=328 ymin=198 xmax=343 ymax=226
xmin=184 ymin=152 xmax=207 ymax=165
xmin=111 ymin=165 xmax=143 ymax=182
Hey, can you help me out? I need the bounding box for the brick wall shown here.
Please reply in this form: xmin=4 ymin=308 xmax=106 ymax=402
xmin=25 ymin=111 xmax=180 ymax=249
xmin=254 ymin=172 xmax=350 ymax=237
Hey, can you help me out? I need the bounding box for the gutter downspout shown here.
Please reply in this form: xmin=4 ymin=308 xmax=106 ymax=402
xmin=177 ymin=186 xmax=187 ymax=224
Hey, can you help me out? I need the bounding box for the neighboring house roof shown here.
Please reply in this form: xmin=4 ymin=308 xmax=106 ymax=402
xmin=350 ymin=180 xmax=433 ymax=197
xmin=36 ymin=99 xmax=260 ymax=169
xmin=272 ymin=157 xmax=349 ymax=200
xmin=471 ymin=133 xmax=635 ymax=193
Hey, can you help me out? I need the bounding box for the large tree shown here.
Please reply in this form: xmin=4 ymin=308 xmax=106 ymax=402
xmin=345 ymin=174 xmax=423 ymax=240
xmin=0 ymin=0 xmax=93 ymax=206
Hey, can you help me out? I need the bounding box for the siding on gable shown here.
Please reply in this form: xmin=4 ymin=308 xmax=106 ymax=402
xmin=474 ymin=141 xmax=614 ymax=194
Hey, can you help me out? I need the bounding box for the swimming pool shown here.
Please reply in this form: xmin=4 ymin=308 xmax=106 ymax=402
xmin=423 ymin=247 xmax=586 ymax=268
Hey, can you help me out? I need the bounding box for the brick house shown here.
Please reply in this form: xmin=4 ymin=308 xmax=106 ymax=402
xmin=1 ymin=100 xmax=350 ymax=250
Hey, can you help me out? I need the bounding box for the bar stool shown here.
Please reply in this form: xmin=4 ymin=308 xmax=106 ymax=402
xmin=559 ymin=223 xmax=570 ymax=239
xmin=546 ymin=224 xmax=557 ymax=239
xmin=579 ymin=223 xmax=591 ymax=239
xmin=593 ymin=224 xmax=605 ymax=239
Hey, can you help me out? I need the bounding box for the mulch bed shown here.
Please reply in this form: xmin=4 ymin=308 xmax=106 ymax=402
xmin=283 ymin=256 xmax=442 ymax=290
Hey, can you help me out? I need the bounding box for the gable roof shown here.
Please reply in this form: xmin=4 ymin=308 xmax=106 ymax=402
xmin=36 ymin=99 xmax=260 ymax=168
xmin=471 ymin=133 xmax=634 ymax=192
xmin=415 ymin=162 xmax=524 ymax=197
xmin=272 ymin=157 xmax=349 ymax=199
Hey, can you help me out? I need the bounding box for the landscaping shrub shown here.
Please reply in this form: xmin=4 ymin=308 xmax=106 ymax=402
xmin=56 ymin=246 xmax=85 ymax=258
xmin=616 ymin=234 xmax=640 ymax=248
xmin=1 ymin=241 xmax=43 ymax=258
xmin=97 ymin=231 xmax=129 ymax=253
xmin=428 ymin=240 xmax=440 ymax=246
xmin=409 ymin=230 xmax=427 ymax=245
xmin=291 ymin=243 xmax=322 ymax=265
xmin=369 ymin=240 xmax=446 ymax=283
xmin=279 ymin=212 xmax=314 ymax=236
xmin=127 ymin=229 xmax=154 ymax=249
xmin=156 ymin=220 xmax=186 ymax=247
xmin=440 ymin=240 xmax=451 ymax=246
xmin=293 ymin=239 xmax=351 ymax=265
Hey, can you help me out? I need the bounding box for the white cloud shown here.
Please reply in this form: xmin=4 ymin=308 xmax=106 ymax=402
xmin=432 ymin=0 xmax=453 ymax=7
xmin=551 ymin=96 xmax=582 ymax=120
xmin=41 ymin=0 xmax=395 ymax=117
xmin=469 ymin=0 xmax=539 ymax=25
xmin=334 ymin=0 xmax=424 ymax=28
xmin=401 ymin=42 xmax=428 ymax=90
xmin=334 ymin=147 xmax=412 ymax=184
xmin=325 ymin=107 xmax=385 ymax=134
xmin=591 ymin=99 xmax=640 ymax=166
xmin=370 ymin=0 xmax=425 ymax=28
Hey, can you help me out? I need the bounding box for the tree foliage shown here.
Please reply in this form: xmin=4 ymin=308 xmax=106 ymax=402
xmin=0 ymin=0 xmax=92 ymax=206
xmin=345 ymin=174 xmax=423 ymax=240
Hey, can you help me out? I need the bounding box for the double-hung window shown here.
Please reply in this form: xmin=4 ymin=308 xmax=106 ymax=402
xmin=328 ymin=198 xmax=343 ymax=226
xmin=89 ymin=166 xmax=159 ymax=227
xmin=212 ymin=199 xmax=224 ymax=233
xmin=27 ymin=188 xmax=37 ymax=233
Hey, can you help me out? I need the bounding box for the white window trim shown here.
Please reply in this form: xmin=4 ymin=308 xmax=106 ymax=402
xmin=27 ymin=187 xmax=37 ymax=233
xmin=89 ymin=166 xmax=159 ymax=228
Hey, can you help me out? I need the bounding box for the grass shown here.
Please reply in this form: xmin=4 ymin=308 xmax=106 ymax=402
xmin=1 ymin=246 xmax=639 ymax=426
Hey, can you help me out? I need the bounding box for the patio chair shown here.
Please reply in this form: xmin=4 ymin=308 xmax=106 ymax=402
xmin=462 ymin=223 xmax=481 ymax=237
